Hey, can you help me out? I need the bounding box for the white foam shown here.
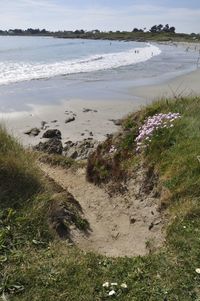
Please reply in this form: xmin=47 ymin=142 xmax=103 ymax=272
xmin=0 ymin=44 xmax=161 ymax=85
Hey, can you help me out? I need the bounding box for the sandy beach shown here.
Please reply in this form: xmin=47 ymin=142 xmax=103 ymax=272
xmin=1 ymin=65 xmax=200 ymax=148
xmin=131 ymin=67 xmax=200 ymax=101
xmin=2 ymin=98 xmax=139 ymax=147
xmin=1 ymin=38 xmax=200 ymax=149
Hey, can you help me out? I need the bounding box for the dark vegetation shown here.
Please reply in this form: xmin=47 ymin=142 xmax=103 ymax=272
xmin=1 ymin=24 xmax=200 ymax=42
xmin=1 ymin=97 xmax=200 ymax=300
xmin=38 ymin=152 xmax=85 ymax=170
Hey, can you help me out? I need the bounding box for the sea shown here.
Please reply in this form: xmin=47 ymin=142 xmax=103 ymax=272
xmin=0 ymin=36 xmax=198 ymax=112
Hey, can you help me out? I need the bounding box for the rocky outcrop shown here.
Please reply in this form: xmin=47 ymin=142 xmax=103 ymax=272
xmin=34 ymin=138 xmax=63 ymax=155
xmin=42 ymin=129 xmax=62 ymax=139
xmin=63 ymin=138 xmax=98 ymax=160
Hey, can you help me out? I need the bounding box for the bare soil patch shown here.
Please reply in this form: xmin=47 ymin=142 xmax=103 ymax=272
xmin=39 ymin=162 xmax=165 ymax=257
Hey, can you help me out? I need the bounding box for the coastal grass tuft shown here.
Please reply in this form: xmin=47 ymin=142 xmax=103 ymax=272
xmin=0 ymin=126 xmax=41 ymax=208
xmin=1 ymin=97 xmax=200 ymax=300
xmin=142 ymin=97 xmax=200 ymax=206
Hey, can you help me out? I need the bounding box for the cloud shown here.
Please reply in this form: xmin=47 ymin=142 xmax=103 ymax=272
xmin=0 ymin=1 xmax=200 ymax=33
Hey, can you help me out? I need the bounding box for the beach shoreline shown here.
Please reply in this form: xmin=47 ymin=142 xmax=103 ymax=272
xmin=1 ymin=37 xmax=200 ymax=149
xmin=1 ymin=65 xmax=200 ymax=149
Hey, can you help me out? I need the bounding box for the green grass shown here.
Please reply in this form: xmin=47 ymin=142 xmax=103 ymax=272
xmin=0 ymin=126 xmax=42 ymax=208
xmin=2 ymin=30 xmax=200 ymax=44
xmin=38 ymin=152 xmax=76 ymax=168
xmin=142 ymin=97 xmax=200 ymax=205
xmin=1 ymin=98 xmax=200 ymax=300
xmin=54 ymin=31 xmax=200 ymax=43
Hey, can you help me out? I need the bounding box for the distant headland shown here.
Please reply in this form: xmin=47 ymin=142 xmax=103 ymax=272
xmin=0 ymin=24 xmax=200 ymax=43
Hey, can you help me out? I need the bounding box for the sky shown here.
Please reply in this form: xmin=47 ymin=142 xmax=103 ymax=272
xmin=0 ymin=0 xmax=200 ymax=33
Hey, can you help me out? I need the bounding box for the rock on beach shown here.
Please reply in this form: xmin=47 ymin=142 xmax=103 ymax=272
xmin=34 ymin=138 xmax=63 ymax=155
xmin=24 ymin=127 xmax=40 ymax=137
xmin=65 ymin=116 xmax=75 ymax=124
xmin=42 ymin=129 xmax=62 ymax=139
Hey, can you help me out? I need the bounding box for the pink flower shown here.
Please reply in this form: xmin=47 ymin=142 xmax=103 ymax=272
xmin=135 ymin=112 xmax=181 ymax=151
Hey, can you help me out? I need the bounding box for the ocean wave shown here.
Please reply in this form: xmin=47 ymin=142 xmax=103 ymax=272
xmin=0 ymin=44 xmax=161 ymax=85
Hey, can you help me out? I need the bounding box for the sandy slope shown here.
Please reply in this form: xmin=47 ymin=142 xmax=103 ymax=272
xmin=40 ymin=162 xmax=165 ymax=257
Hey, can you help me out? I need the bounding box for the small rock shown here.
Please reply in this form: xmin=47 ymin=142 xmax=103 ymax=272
xmin=154 ymin=218 xmax=162 ymax=226
xmin=42 ymin=129 xmax=62 ymax=139
xmin=89 ymin=131 xmax=93 ymax=136
xmin=83 ymin=108 xmax=97 ymax=113
xmin=51 ymin=120 xmax=58 ymax=123
xmin=83 ymin=108 xmax=92 ymax=113
xmin=64 ymin=140 xmax=74 ymax=147
xmin=65 ymin=116 xmax=75 ymax=123
xmin=24 ymin=127 xmax=40 ymax=137
xmin=149 ymin=223 xmax=154 ymax=230
xmin=130 ymin=216 xmax=136 ymax=224
xmin=109 ymin=119 xmax=122 ymax=126
xmin=41 ymin=121 xmax=47 ymax=129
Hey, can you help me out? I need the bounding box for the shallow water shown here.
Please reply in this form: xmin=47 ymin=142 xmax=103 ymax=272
xmin=0 ymin=37 xmax=160 ymax=85
xmin=0 ymin=37 xmax=198 ymax=113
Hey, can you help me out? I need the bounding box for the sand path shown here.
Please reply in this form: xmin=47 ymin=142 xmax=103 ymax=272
xmin=39 ymin=162 xmax=164 ymax=257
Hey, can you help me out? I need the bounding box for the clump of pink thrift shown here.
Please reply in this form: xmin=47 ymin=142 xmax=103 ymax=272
xmin=135 ymin=112 xmax=181 ymax=152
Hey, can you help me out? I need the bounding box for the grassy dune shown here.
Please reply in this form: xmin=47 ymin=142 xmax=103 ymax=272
xmin=1 ymin=97 xmax=200 ymax=300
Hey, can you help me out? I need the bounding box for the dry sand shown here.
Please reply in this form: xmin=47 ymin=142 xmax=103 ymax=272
xmin=131 ymin=68 xmax=200 ymax=101
xmin=1 ymin=99 xmax=139 ymax=147
xmin=2 ymin=66 xmax=200 ymax=148
xmin=40 ymin=163 xmax=164 ymax=257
